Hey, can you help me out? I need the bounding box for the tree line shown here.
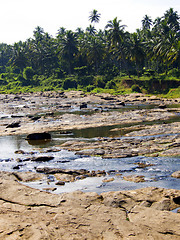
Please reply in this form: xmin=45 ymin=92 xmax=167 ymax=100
xmin=0 ymin=8 xmax=179 ymax=91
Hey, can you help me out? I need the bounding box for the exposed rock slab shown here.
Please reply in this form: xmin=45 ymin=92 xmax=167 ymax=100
xmin=0 ymin=173 xmax=180 ymax=239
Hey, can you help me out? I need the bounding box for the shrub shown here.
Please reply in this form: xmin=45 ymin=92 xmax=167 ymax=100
xmin=94 ymin=75 xmax=105 ymax=88
xmin=131 ymin=84 xmax=141 ymax=93
xmin=23 ymin=67 xmax=35 ymax=80
xmin=105 ymin=80 xmax=117 ymax=89
xmin=62 ymin=77 xmax=77 ymax=90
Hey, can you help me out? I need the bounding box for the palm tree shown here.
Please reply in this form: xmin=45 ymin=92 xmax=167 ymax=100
xmin=142 ymin=15 xmax=152 ymax=30
xmin=164 ymin=8 xmax=180 ymax=31
xmin=58 ymin=30 xmax=78 ymax=74
xmin=105 ymin=17 xmax=129 ymax=74
xmin=10 ymin=41 xmax=28 ymax=71
xmin=86 ymin=25 xmax=96 ymax=36
xmin=129 ymin=33 xmax=145 ymax=76
xmin=89 ymin=9 xmax=101 ymax=24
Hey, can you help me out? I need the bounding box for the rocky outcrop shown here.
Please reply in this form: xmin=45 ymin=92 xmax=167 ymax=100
xmin=0 ymin=172 xmax=180 ymax=239
xmin=171 ymin=171 xmax=180 ymax=178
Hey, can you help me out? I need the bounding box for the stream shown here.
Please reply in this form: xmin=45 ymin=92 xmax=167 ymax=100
xmin=0 ymin=122 xmax=180 ymax=194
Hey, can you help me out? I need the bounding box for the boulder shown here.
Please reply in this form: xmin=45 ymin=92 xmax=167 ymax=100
xmin=26 ymin=132 xmax=51 ymax=140
xmin=123 ymin=174 xmax=145 ymax=183
xmin=171 ymin=171 xmax=180 ymax=178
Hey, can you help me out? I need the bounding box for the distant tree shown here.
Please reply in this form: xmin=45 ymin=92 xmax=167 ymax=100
xmin=142 ymin=15 xmax=152 ymax=30
xmin=89 ymin=9 xmax=101 ymax=24
xmin=58 ymin=30 xmax=78 ymax=74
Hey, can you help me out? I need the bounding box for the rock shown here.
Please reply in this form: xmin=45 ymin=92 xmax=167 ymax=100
xmin=80 ymin=102 xmax=87 ymax=109
xmin=15 ymin=150 xmax=25 ymax=154
xmin=6 ymin=121 xmax=21 ymax=128
xmin=159 ymin=104 xmax=167 ymax=109
xmin=12 ymin=172 xmax=45 ymax=182
xmin=54 ymin=173 xmax=75 ymax=182
xmin=28 ymin=115 xmax=41 ymax=121
xmin=0 ymin=173 xmax=180 ymax=239
xmin=43 ymin=187 xmax=57 ymax=191
xmin=171 ymin=171 xmax=180 ymax=178
xmin=151 ymin=198 xmax=171 ymax=211
xmin=36 ymin=167 xmax=89 ymax=176
xmin=31 ymin=156 xmax=54 ymax=162
xmin=135 ymin=162 xmax=154 ymax=168
xmin=123 ymin=175 xmax=145 ymax=183
xmin=102 ymin=178 xmax=115 ymax=183
xmin=26 ymin=132 xmax=51 ymax=140
xmin=55 ymin=181 xmax=65 ymax=186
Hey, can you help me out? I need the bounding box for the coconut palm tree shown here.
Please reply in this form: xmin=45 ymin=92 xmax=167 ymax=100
xmin=89 ymin=9 xmax=101 ymax=24
xmin=58 ymin=30 xmax=78 ymax=74
xmin=142 ymin=15 xmax=152 ymax=30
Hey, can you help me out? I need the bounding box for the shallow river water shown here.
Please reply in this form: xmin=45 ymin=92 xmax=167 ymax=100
xmin=0 ymin=127 xmax=180 ymax=194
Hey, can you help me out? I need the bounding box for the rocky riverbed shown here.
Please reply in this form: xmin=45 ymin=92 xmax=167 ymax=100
xmin=0 ymin=91 xmax=180 ymax=239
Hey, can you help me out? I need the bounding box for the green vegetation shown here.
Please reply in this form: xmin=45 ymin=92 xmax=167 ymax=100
xmin=0 ymin=8 xmax=179 ymax=97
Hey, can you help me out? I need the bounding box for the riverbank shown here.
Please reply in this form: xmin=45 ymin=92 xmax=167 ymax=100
xmin=0 ymin=172 xmax=180 ymax=239
xmin=0 ymin=91 xmax=180 ymax=239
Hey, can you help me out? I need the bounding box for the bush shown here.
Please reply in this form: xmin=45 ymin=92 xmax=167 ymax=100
xmin=78 ymin=75 xmax=93 ymax=86
xmin=23 ymin=67 xmax=35 ymax=80
xmin=94 ymin=75 xmax=105 ymax=88
xmin=131 ymin=84 xmax=141 ymax=93
xmin=62 ymin=77 xmax=77 ymax=90
xmin=167 ymin=68 xmax=180 ymax=78
xmin=86 ymin=85 xmax=95 ymax=92
xmin=105 ymin=80 xmax=117 ymax=89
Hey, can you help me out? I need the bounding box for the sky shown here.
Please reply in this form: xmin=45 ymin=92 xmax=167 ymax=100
xmin=0 ymin=0 xmax=180 ymax=44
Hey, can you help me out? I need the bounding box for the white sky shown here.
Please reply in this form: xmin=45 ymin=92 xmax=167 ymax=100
xmin=0 ymin=0 xmax=180 ymax=44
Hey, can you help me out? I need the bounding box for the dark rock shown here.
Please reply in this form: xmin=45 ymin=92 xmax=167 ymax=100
xmin=159 ymin=104 xmax=167 ymax=109
xmin=6 ymin=121 xmax=21 ymax=128
xmin=15 ymin=150 xmax=25 ymax=154
xmin=117 ymin=101 xmax=125 ymax=106
xmin=36 ymin=167 xmax=89 ymax=176
xmin=55 ymin=181 xmax=65 ymax=186
xmin=28 ymin=115 xmax=41 ymax=121
xmin=31 ymin=156 xmax=54 ymax=162
xmin=26 ymin=132 xmax=51 ymax=140
xmin=13 ymin=165 xmax=21 ymax=170
xmin=80 ymin=102 xmax=87 ymax=109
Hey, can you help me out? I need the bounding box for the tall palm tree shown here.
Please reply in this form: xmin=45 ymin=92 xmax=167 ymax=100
xmin=89 ymin=9 xmax=101 ymax=24
xmin=58 ymin=30 xmax=78 ymax=74
xmin=129 ymin=32 xmax=145 ymax=76
xmin=105 ymin=17 xmax=129 ymax=74
xmin=164 ymin=8 xmax=180 ymax=31
xmin=86 ymin=25 xmax=96 ymax=36
xmin=142 ymin=15 xmax=152 ymax=30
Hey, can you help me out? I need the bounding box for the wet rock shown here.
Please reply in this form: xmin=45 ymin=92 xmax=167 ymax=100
xmin=15 ymin=150 xmax=25 ymax=154
xmin=28 ymin=115 xmax=41 ymax=121
xmin=6 ymin=121 xmax=21 ymax=128
xmin=54 ymin=173 xmax=75 ymax=182
xmin=26 ymin=132 xmax=51 ymax=140
xmin=55 ymin=181 xmax=65 ymax=186
xmin=43 ymin=187 xmax=57 ymax=191
xmin=31 ymin=156 xmax=54 ymax=162
xmin=171 ymin=171 xmax=180 ymax=178
xmin=12 ymin=165 xmax=21 ymax=170
xmin=135 ymin=162 xmax=154 ymax=168
xmin=102 ymin=178 xmax=115 ymax=183
xmin=36 ymin=167 xmax=89 ymax=176
xmin=158 ymin=104 xmax=167 ymax=109
xmin=123 ymin=175 xmax=145 ymax=183
xmin=80 ymin=102 xmax=87 ymax=109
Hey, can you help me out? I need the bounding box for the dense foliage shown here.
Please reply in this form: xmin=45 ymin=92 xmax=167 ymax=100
xmin=0 ymin=8 xmax=179 ymax=94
